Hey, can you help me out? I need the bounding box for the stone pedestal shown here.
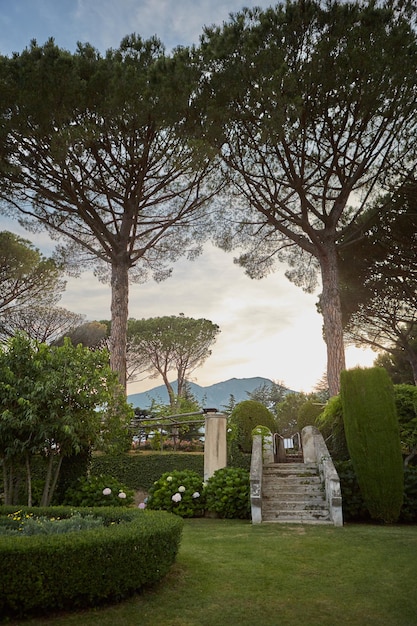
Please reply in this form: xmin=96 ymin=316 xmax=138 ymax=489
xmin=204 ymin=412 xmax=227 ymax=481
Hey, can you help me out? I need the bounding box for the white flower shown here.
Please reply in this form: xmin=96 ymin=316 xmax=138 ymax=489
xmin=178 ymin=485 xmax=186 ymax=493
xmin=166 ymin=476 xmax=173 ymax=482
xmin=138 ymin=502 xmax=146 ymax=509
xmin=172 ymin=493 xmax=182 ymax=503
xmin=102 ymin=488 xmax=112 ymax=496
xmin=118 ymin=492 xmax=127 ymax=499
xmin=192 ymin=492 xmax=200 ymax=499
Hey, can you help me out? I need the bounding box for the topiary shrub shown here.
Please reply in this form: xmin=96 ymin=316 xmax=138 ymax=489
xmin=340 ymin=367 xmax=404 ymax=523
xmin=146 ymin=469 xmax=205 ymax=517
xmin=204 ymin=467 xmax=250 ymax=519
xmin=228 ymin=400 xmax=276 ymax=464
xmin=0 ymin=506 xmax=183 ymax=619
xmin=62 ymin=474 xmax=134 ymax=507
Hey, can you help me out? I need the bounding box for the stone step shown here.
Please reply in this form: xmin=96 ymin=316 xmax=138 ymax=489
xmin=263 ymin=492 xmax=325 ymax=503
xmin=263 ymin=465 xmax=318 ymax=476
xmin=263 ymin=497 xmax=327 ymax=510
xmin=262 ymin=480 xmax=323 ymax=493
xmin=263 ymin=510 xmax=332 ymax=524
xmin=260 ymin=461 xmax=331 ymax=524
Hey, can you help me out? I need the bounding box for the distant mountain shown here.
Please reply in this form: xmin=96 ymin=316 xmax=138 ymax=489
xmin=128 ymin=377 xmax=293 ymax=410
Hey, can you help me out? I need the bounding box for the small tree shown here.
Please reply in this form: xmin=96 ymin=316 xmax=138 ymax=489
xmin=128 ymin=315 xmax=220 ymax=407
xmin=340 ymin=367 xmax=403 ymax=523
xmin=0 ymin=334 xmax=132 ymax=506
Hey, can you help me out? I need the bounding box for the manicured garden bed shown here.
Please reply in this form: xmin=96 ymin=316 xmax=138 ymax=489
xmin=0 ymin=506 xmax=183 ymax=619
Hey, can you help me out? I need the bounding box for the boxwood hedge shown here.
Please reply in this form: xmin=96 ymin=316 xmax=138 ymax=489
xmin=0 ymin=505 xmax=183 ymax=619
xmin=91 ymin=452 xmax=204 ymax=491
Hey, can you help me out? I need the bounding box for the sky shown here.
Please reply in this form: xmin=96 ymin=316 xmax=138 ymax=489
xmin=0 ymin=0 xmax=376 ymax=395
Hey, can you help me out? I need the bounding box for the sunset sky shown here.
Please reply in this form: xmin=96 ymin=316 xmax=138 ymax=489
xmin=0 ymin=0 xmax=376 ymax=395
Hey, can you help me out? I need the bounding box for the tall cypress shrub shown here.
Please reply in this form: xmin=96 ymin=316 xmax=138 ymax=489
xmin=340 ymin=367 xmax=403 ymax=523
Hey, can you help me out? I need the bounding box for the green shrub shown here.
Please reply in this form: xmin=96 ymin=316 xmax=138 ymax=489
xmin=91 ymin=452 xmax=204 ymax=491
xmin=336 ymin=461 xmax=417 ymax=523
xmin=147 ymin=470 xmax=205 ymax=518
xmin=227 ymin=400 xmax=276 ymax=469
xmin=316 ymin=395 xmax=349 ymax=461
xmin=335 ymin=460 xmax=370 ymax=522
xmin=63 ymin=474 xmax=134 ymax=506
xmin=0 ymin=506 xmax=183 ymax=619
xmin=341 ymin=367 xmax=404 ymax=523
xmin=400 ymin=466 xmax=417 ymax=523
xmin=204 ymin=467 xmax=250 ymax=519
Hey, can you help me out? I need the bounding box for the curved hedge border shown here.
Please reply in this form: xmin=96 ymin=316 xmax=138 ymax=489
xmin=0 ymin=505 xmax=183 ymax=619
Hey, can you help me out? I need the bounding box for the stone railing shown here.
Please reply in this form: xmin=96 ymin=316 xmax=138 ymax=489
xmin=250 ymin=435 xmax=263 ymax=524
xmin=301 ymin=425 xmax=343 ymax=527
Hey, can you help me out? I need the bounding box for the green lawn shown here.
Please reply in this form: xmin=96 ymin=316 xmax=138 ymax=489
xmin=16 ymin=520 xmax=417 ymax=626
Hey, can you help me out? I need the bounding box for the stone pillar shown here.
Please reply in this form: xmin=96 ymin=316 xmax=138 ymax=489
xmin=204 ymin=412 xmax=227 ymax=481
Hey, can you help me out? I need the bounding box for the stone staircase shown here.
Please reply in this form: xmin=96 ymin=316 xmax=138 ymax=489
xmin=261 ymin=462 xmax=332 ymax=524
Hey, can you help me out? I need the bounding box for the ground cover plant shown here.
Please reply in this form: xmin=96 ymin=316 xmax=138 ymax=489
xmin=11 ymin=519 xmax=417 ymax=626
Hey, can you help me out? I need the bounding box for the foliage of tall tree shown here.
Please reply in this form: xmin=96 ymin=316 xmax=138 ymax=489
xmin=0 ymin=334 xmax=132 ymax=506
xmin=340 ymin=367 xmax=404 ymax=523
xmin=374 ymin=344 xmax=416 ymax=386
xmin=0 ymin=36 xmax=219 ymax=389
xmin=127 ymin=314 xmax=220 ymax=407
xmin=340 ymin=183 xmax=417 ymax=384
xmin=188 ymin=0 xmax=417 ymax=395
xmin=247 ymin=380 xmax=288 ymax=413
xmin=0 ymin=231 xmax=64 ymax=314
xmin=0 ymin=304 xmax=84 ymax=343
xmin=53 ymin=320 xmax=108 ymax=348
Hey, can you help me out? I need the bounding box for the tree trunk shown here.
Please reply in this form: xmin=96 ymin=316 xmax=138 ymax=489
xmin=404 ymin=347 xmax=417 ymax=386
xmin=41 ymin=454 xmax=54 ymax=507
xmin=318 ymin=244 xmax=346 ymax=396
xmin=3 ymin=461 xmax=11 ymax=506
xmin=110 ymin=260 xmax=130 ymax=391
xmin=25 ymin=453 xmax=32 ymax=507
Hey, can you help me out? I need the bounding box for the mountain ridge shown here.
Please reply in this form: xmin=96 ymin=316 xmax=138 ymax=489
xmin=128 ymin=376 xmax=293 ymax=409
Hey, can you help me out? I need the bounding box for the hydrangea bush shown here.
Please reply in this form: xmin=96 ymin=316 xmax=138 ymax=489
xmin=204 ymin=467 xmax=250 ymax=519
xmin=146 ymin=470 xmax=205 ymax=518
xmin=63 ymin=474 xmax=134 ymax=507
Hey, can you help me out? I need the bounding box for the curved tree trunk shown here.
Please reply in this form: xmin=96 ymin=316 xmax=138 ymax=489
xmin=110 ymin=261 xmax=129 ymax=390
xmin=318 ymin=244 xmax=346 ymax=396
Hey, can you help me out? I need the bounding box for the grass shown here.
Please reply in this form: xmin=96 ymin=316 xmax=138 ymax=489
xmin=11 ymin=519 xmax=417 ymax=626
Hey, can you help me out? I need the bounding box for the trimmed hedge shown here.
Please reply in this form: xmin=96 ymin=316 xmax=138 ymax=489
xmin=91 ymin=452 xmax=204 ymax=491
xmin=0 ymin=505 xmax=183 ymax=619
xmin=336 ymin=461 xmax=417 ymax=523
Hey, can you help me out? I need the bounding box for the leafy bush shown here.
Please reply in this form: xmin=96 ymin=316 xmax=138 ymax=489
xmin=335 ymin=460 xmax=370 ymax=522
xmin=147 ymin=470 xmax=205 ymax=517
xmin=63 ymin=474 xmax=134 ymax=507
xmin=341 ymin=367 xmax=404 ymax=523
xmin=229 ymin=401 xmax=276 ymax=454
xmin=0 ymin=506 xmax=183 ymax=619
xmin=337 ymin=460 xmax=417 ymax=523
xmin=400 ymin=466 xmax=417 ymax=523
xmin=316 ymin=395 xmax=349 ymax=461
xmin=204 ymin=467 xmax=250 ymax=519
xmin=91 ymin=452 xmax=204 ymax=491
